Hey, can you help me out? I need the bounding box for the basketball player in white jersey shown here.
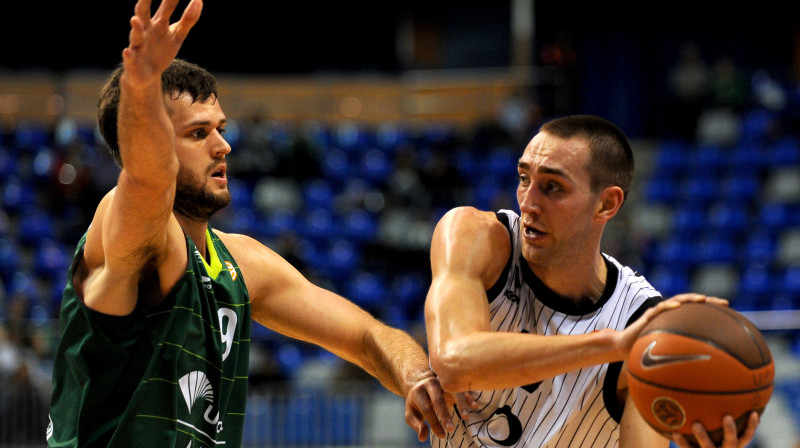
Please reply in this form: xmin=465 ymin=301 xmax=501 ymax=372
xmin=423 ymin=115 xmax=760 ymax=447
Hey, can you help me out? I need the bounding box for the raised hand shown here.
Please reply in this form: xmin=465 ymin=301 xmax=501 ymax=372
xmin=122 ymin=0 xmax=203 ymax=89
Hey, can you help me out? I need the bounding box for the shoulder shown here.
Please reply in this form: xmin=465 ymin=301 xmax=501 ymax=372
xmin=432 ymin=207 xmax=512 ymax=287
xmin=213 ymin=229 xmax=275 ymax=264
xmin=437 ymin=206 xmax=510 ymax=242
xmin=212 ymin=228 xmax=303 ymax=297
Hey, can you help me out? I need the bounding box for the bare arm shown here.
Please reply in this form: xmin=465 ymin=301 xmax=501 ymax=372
xmin=222 ymin=232 xmax=435 ymax=394
xmin=222 ymin=231 xmax=455 ymax=438
xmin=425 ymin=207 xmax=629 ymax=392
xmin=81 ymin=0 xmax=202 ymax=316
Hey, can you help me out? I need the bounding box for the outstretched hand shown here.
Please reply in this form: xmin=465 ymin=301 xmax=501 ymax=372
xmin=122 ymin=0 xmax=203 ymax=88
xmin=404 ymin=375 xmax=477 ymax=441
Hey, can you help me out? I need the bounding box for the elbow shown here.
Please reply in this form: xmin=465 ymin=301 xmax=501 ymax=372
xmin=430 ymin=341 xmax=471 ymax=393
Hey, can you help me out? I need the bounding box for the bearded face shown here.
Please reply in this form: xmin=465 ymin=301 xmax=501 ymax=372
xmin=173 ymin=162 xmax=231 ymax=222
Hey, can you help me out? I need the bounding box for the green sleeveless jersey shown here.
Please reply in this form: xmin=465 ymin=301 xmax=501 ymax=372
xmin=48 ymin=226 xmax=251 ymax=447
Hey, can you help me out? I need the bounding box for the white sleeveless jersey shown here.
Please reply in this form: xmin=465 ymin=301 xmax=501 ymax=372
xmin=432 ymin=209 xmax=663 ymax=448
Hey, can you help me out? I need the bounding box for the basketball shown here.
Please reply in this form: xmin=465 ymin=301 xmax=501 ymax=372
xmin=627 ymin=302 xmax=774 ymax=446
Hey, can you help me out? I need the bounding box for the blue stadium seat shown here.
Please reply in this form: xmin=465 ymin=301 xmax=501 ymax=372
xmin=740 ymin=108 xmax=774 ymax=144
xmin=227 ymin=178 xmax=253 ymax=209
xmin=335 ymin=122 xmax=371 ymax=155
xmin=738 ymin=265 xmax=775 ymax=301
xmin=303 ymin=179 xmax=335 ymax=210
xmin=671 ymin=206 xmax=707 ymax=235
xmin=34 ymin=239 xmax=69 ymax=278
xmin=691 ymin=143 xmax=726 ymax=174
xmin=18 ymin=208 xmax=55 ymax=245
xmin=0 ymin=238 xmax=22 ymax=285
xmin=719 ymin=173 xmax=760 ymax=204
xmin=259 ymin=209 xmax=297 ymax=239
xmin=452 ymin=148 xmax=479 ymax=179
xmin=759 ymin=202 xmax=793 ymax=230
xmin=696 ymin=236 xmax=736 ymax=264
xmin=707 ymin=203 xmax=749 ymax=238
xmin=391 ymin=271 xmax=427 ymax=309
xmin=652 ymin=140 xmax=691 ymax=174
xmin=2 ymin=177 xmax=36 ymax=214
xmin=643 ymin=177 xmax=679 ymax=205
xmin=654 ymin=237 xmax=697 ymax=266
xmin=322 ymin=148 xmax=353 ymax=183
xmin=359 ymin=148 xmax=391 ymax=184
xmin=728 ymin=143 xmax=767 ymax=174
xmin=13 ymin=122 xmax=50 ymax=151
xmin=0 ymin=147 xmax=19 ymax=178
xmin=473 ymin=178 xmax=504 ymax=211
xmin=782 ymin=265 xmax=800 ymax=295
xmin=345 ymin=271 xmax=386 ymax=311
xmin=645 ymin=266 xmax=690 ymax=297
xmin=341 ymin=209 xmax=378 ymax=242
xmin=486 ymin=147 xmax=518 ymax=178
xmin=769 ymin=135 xmax=800 ymax=166
xmin=375 ymin=122 xmax=409 ymax=152
xmin=743 ymin=230 xmax=777 ymax=265
xmin=325 ymin=238 xmax=360 ymax=279
xmin=679 ymin=177 xmax=719 ymax=206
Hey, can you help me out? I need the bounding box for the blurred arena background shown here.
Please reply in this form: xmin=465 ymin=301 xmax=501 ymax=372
xmin=2 ymin=1 xmax=800 ymax=446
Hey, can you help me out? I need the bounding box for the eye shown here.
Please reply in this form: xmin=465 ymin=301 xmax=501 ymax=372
xmin=543 ymin=181 xmax=562 ymax=193
xmin=518 ymin=173 xmax=530 ymax=185
xmin=191 ymin=128 xmax=208 ymax=139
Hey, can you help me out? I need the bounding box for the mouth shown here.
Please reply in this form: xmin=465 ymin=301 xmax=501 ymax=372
xmin=210 ymin=163 xmax=227 ymax=180
xmin=522 ymin=223 xmax=547 ymax=240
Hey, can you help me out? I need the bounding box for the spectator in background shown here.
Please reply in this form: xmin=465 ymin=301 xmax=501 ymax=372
xmin=709 ymin=56 xmax=749 ymax=112
xmin=665 ymin=42 xmax=710 ymax=141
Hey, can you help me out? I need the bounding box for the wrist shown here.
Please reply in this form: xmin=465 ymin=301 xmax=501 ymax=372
xmin=593 ymin=328 xmax=627 ymax=362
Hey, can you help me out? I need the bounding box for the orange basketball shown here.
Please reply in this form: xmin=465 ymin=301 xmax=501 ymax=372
xmin=627 ymin=302 xmax=774 ymax=446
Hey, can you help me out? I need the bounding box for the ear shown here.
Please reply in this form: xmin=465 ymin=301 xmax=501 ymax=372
xmin=595 ymin=186 xmax=624 ymax=223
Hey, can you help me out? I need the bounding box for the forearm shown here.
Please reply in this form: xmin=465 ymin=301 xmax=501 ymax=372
xmin=117 ymin=75 xmax=177 ymax=181
xmin=433 ymin=328 xmax=622 ymax=392
xmin=362 ymin=324 xmax=435 ymax=397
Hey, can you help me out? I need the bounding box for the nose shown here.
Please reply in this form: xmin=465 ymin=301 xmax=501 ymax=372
xmin=518 ymin=185 xmax=542 ymax=216
xmin=212 ymin=129 xmax=232 ymax=157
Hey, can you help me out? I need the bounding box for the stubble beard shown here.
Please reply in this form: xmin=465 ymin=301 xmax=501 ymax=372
xmin=173 ymin=165 xmax=231 ymax=222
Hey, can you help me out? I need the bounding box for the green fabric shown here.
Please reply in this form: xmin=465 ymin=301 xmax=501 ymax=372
xmin=48 ymin=226 xmax=251 ymax=447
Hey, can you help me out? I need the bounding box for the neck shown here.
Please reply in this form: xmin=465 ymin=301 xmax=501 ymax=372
xmin=175 ymin=213 xmax=209 ymax=259
xmin=530 ymin=252 xmax=607 ymax=303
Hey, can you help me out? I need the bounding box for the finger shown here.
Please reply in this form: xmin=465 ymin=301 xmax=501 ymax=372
xmin=405 ymin=407 xmax=430 ymax=442
xmin=426 ymin=385 xmax=455 ymax=432
xmin=172 ymin=0 xmax=203 ymax=42
xmin=672 ymin=432 xmax=690 ymax=448
xmin=128 ymin=15 xmax=146 ymax=46
xmin=454 ymin=394 xmax=470 ymax=416
xmin=153 ymin=0 xmax=180 ymax=23
xmin=134 ymin=0 xmax=153 ymax=27
xmin=691 ymin=422 xmax=714 ymax=448
xmin=721 ymin=415 xmax=738 ymax=446
xmin=736 ymin=412 xmax=759 ymax=447
xmin=464 ymin=391 xmax=478 ymax=409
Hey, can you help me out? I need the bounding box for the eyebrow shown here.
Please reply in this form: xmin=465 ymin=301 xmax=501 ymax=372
xmin=184 ymin=118 xmax=227 ymax=129
xmin=518 ymin=160 xmax=570 ymax=180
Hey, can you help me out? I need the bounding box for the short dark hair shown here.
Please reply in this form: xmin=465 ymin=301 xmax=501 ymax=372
xmin=539 ymin=114 xmax=635 ymax=203
xmin=97 ymin=59 xmax=219 ymax=167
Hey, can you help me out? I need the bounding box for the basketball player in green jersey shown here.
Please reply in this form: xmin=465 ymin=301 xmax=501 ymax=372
xmin=47 ymin=0 xmax=465 ymax=446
